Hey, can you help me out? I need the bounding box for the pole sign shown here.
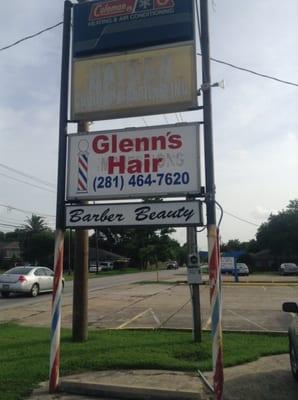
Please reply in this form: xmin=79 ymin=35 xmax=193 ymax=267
xmin=72 ymin=0 xmax=195 ymax=58
xmin=220 ymin=256 xmax=234 ymax=273
xmin=65 ymin=200 xmax=203 ymax=228
xmin=66 ymin=123 xmax=201 ymax=200
xmin=71 ymin=43 xmax=197 ymax=121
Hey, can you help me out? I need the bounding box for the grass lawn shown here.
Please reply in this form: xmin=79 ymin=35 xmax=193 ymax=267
xmin=0 ymin=323 xmax=288 ymax=400
xmin=63 ymin=267 xmax=140 ymax=281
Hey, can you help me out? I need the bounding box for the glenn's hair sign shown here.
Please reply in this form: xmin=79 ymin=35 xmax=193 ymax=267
xmin=65 ymin=201 xmax=203 ymax=228
xmin=66 ymin=123 xmax=201 ymax=200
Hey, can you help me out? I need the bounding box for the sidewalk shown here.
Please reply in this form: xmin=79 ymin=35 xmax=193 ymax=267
xmin=27 ymin=354 xmax=297 ymax=400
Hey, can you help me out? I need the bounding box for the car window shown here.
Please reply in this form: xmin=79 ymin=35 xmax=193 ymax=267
xmin=6 ymin=267 xmax=34 ymax=275
xmin=34 ymin=268 xmax=46 ymax=276
xmin=43 ymin=268 xmax=54 ymax=276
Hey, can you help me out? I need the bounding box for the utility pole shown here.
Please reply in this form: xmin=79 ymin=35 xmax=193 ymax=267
xmin=72 ymin=0 xmax=89 ymax=343
xmin=72 ymin=121 xmax=89 ymax=342
xmin=200 ymin=0 xmax=224 ymax=398
xmin=49 ymin=0 xmax=72 ymax=392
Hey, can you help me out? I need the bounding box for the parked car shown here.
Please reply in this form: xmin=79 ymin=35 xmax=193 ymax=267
xmin=0 ymin=266 xmax=64 ymax=298
xmin=89 ymin=262 xmax=114 ymax=272
xmin=279 ymin=263 xmax=298 ymax=276
xmin=166 ymin=261 xmax=178 ymax=270
xmin=234 ymin=263 xmax=250 ymax=276
xmin=221 ymin=263 xmax=249 ymax=276
xmin=282 ymin=302 xmax=298 ymax=380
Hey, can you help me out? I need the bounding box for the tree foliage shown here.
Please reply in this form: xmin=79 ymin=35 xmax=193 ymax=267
xmin=22 ymin=215 xmax=49 ymax=233
xmin=90 ymin=226 xmax=182 ymax=269
xmin=19 ymin=215 xmax=53 ymax=264
xmin=256 ymin=199 xmax=298 ymax=256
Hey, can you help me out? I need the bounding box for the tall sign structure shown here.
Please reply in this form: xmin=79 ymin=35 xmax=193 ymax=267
xmin=200 ymin=1 xmax=223 ymax=399
xmin=50 ymin=0 xmax=223 ymax=398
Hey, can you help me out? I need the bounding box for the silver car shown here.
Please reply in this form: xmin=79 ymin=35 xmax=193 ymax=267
xmin=279 ymin=263 xmax=298 ymax=276
xmin=0 ymin=266 xmax=63 ymax=298
xmin=282 ymin=302 xmax=298 ymax=380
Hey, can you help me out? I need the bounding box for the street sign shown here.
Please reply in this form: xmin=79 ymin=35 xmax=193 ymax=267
xmin=66 ymin=122 xmax=201 ymax=200
xmin=65 ymin=200 xmax=203 ymax=228
xmin=71 ymin=43 xmax=197 ymax=121
xmin=72 ymin=0 xmax=195 ymax=58
xmin=187 ymin=267 xmax=202 ymax=284
xmin=220 ymin=257 xmax=234 ymax=269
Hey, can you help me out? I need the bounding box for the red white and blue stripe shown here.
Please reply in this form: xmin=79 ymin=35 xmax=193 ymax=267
xmin=77 ymin=153 xmax=88 ymax=192
xmin=49 ymin=229 xmax=64 ymax=392
xmin=208 ymin=224 xmax=224 ymax=399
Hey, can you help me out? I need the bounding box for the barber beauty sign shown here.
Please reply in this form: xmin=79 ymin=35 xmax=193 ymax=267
xmin=66 ymin=201 xmax=203 ymax=228
xmin=66 ymin=123 xmax=201 ymax=200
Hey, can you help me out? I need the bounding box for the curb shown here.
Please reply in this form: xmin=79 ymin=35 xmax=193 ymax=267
xmin=59 ymin=380 xmax=208 ymax=400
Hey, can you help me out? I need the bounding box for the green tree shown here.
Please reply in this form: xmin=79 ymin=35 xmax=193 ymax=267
xmin=220 ymin=239 xmax=243 ymax=253
xmin=256 ymin=199 xmax=298 ymax=257
xmin=23 ymin=215 xmax=49 ymax=233
xmin=19 ymin=215 xmax=53 ymax=264
xmin=26 ymin=230 xmax=55 ymax=265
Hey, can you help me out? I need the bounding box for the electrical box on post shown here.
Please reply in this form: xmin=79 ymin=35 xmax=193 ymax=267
xmin=187 ymin=253 xmax=202 ymax=284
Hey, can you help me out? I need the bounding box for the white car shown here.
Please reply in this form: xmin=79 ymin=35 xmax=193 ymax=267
xmin=89 ymin=262 xmax=114 ymax=272
xmin=279 ymin=263 xmax=298 ymax=276
xmin=0 ymin=266 xmax=64 ymax=297
xmin=235 ymin=263 xmax=250 ymax=276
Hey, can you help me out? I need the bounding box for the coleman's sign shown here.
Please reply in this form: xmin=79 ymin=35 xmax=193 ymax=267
xmin=66 ymin=123 xmax=201 ymax=200
xmin=72 ymin=0 xmax=194 ymax=58
xmin=65 ymin=201 xmax=203 ymax=228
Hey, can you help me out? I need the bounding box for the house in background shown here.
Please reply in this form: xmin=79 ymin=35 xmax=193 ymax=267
xmin=89 ymin=248 xmax=130 ymax=270
xmin=0 ymin=241 xmax=21 ymax=261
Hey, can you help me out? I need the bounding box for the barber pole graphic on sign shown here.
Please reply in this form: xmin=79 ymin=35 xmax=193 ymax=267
xmin=77 ymin=139 xmax=89 ymax=193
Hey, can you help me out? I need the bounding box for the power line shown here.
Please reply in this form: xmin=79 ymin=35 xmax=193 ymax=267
xmin=197 ymin=53 xmax=298 ymax=87
xmin=0 ymin=172 xmax=56 ymax=194
xmin=0 ymin=20 xmax=296 ymax=88
xmin=0 ymin=21 xmax=63 ymax=52
xmin=0 ymin=203 xmax=55 ymax=218
xmin=223 ymin=210 xmax=259 ymax=227
xmin=0 ymin=162 xmax=55 ymax=188
xmin=0 ymin=222 xmax=20 ymax=228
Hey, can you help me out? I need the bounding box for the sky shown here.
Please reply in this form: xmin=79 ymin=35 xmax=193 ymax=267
xmin=0 ymin=0 xmax=297 ymax=250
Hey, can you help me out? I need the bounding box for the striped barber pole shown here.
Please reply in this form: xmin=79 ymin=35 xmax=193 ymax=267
xmin=77 ymin=152 xmax=88 ymax=192
xmin=208 ymin=224 xmax=224 ymax=400
xmin=49 ymin=229 xmax=64 ymax=392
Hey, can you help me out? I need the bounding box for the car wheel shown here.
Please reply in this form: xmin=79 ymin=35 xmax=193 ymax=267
xmin=1 ymin=291 xmax=10 ymax=298
xmin=31 ymin=284 xmax=39 ymax=297
xmin=289 ymin=338 xmax=298 ymax=381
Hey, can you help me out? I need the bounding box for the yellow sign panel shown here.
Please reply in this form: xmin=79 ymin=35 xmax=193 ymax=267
xmin=71 ymin=43 xmax=197 ymax=121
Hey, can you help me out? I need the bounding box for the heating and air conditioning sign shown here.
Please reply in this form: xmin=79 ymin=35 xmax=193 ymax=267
xmin=72 ymin=0 xmax=195 ymax=57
